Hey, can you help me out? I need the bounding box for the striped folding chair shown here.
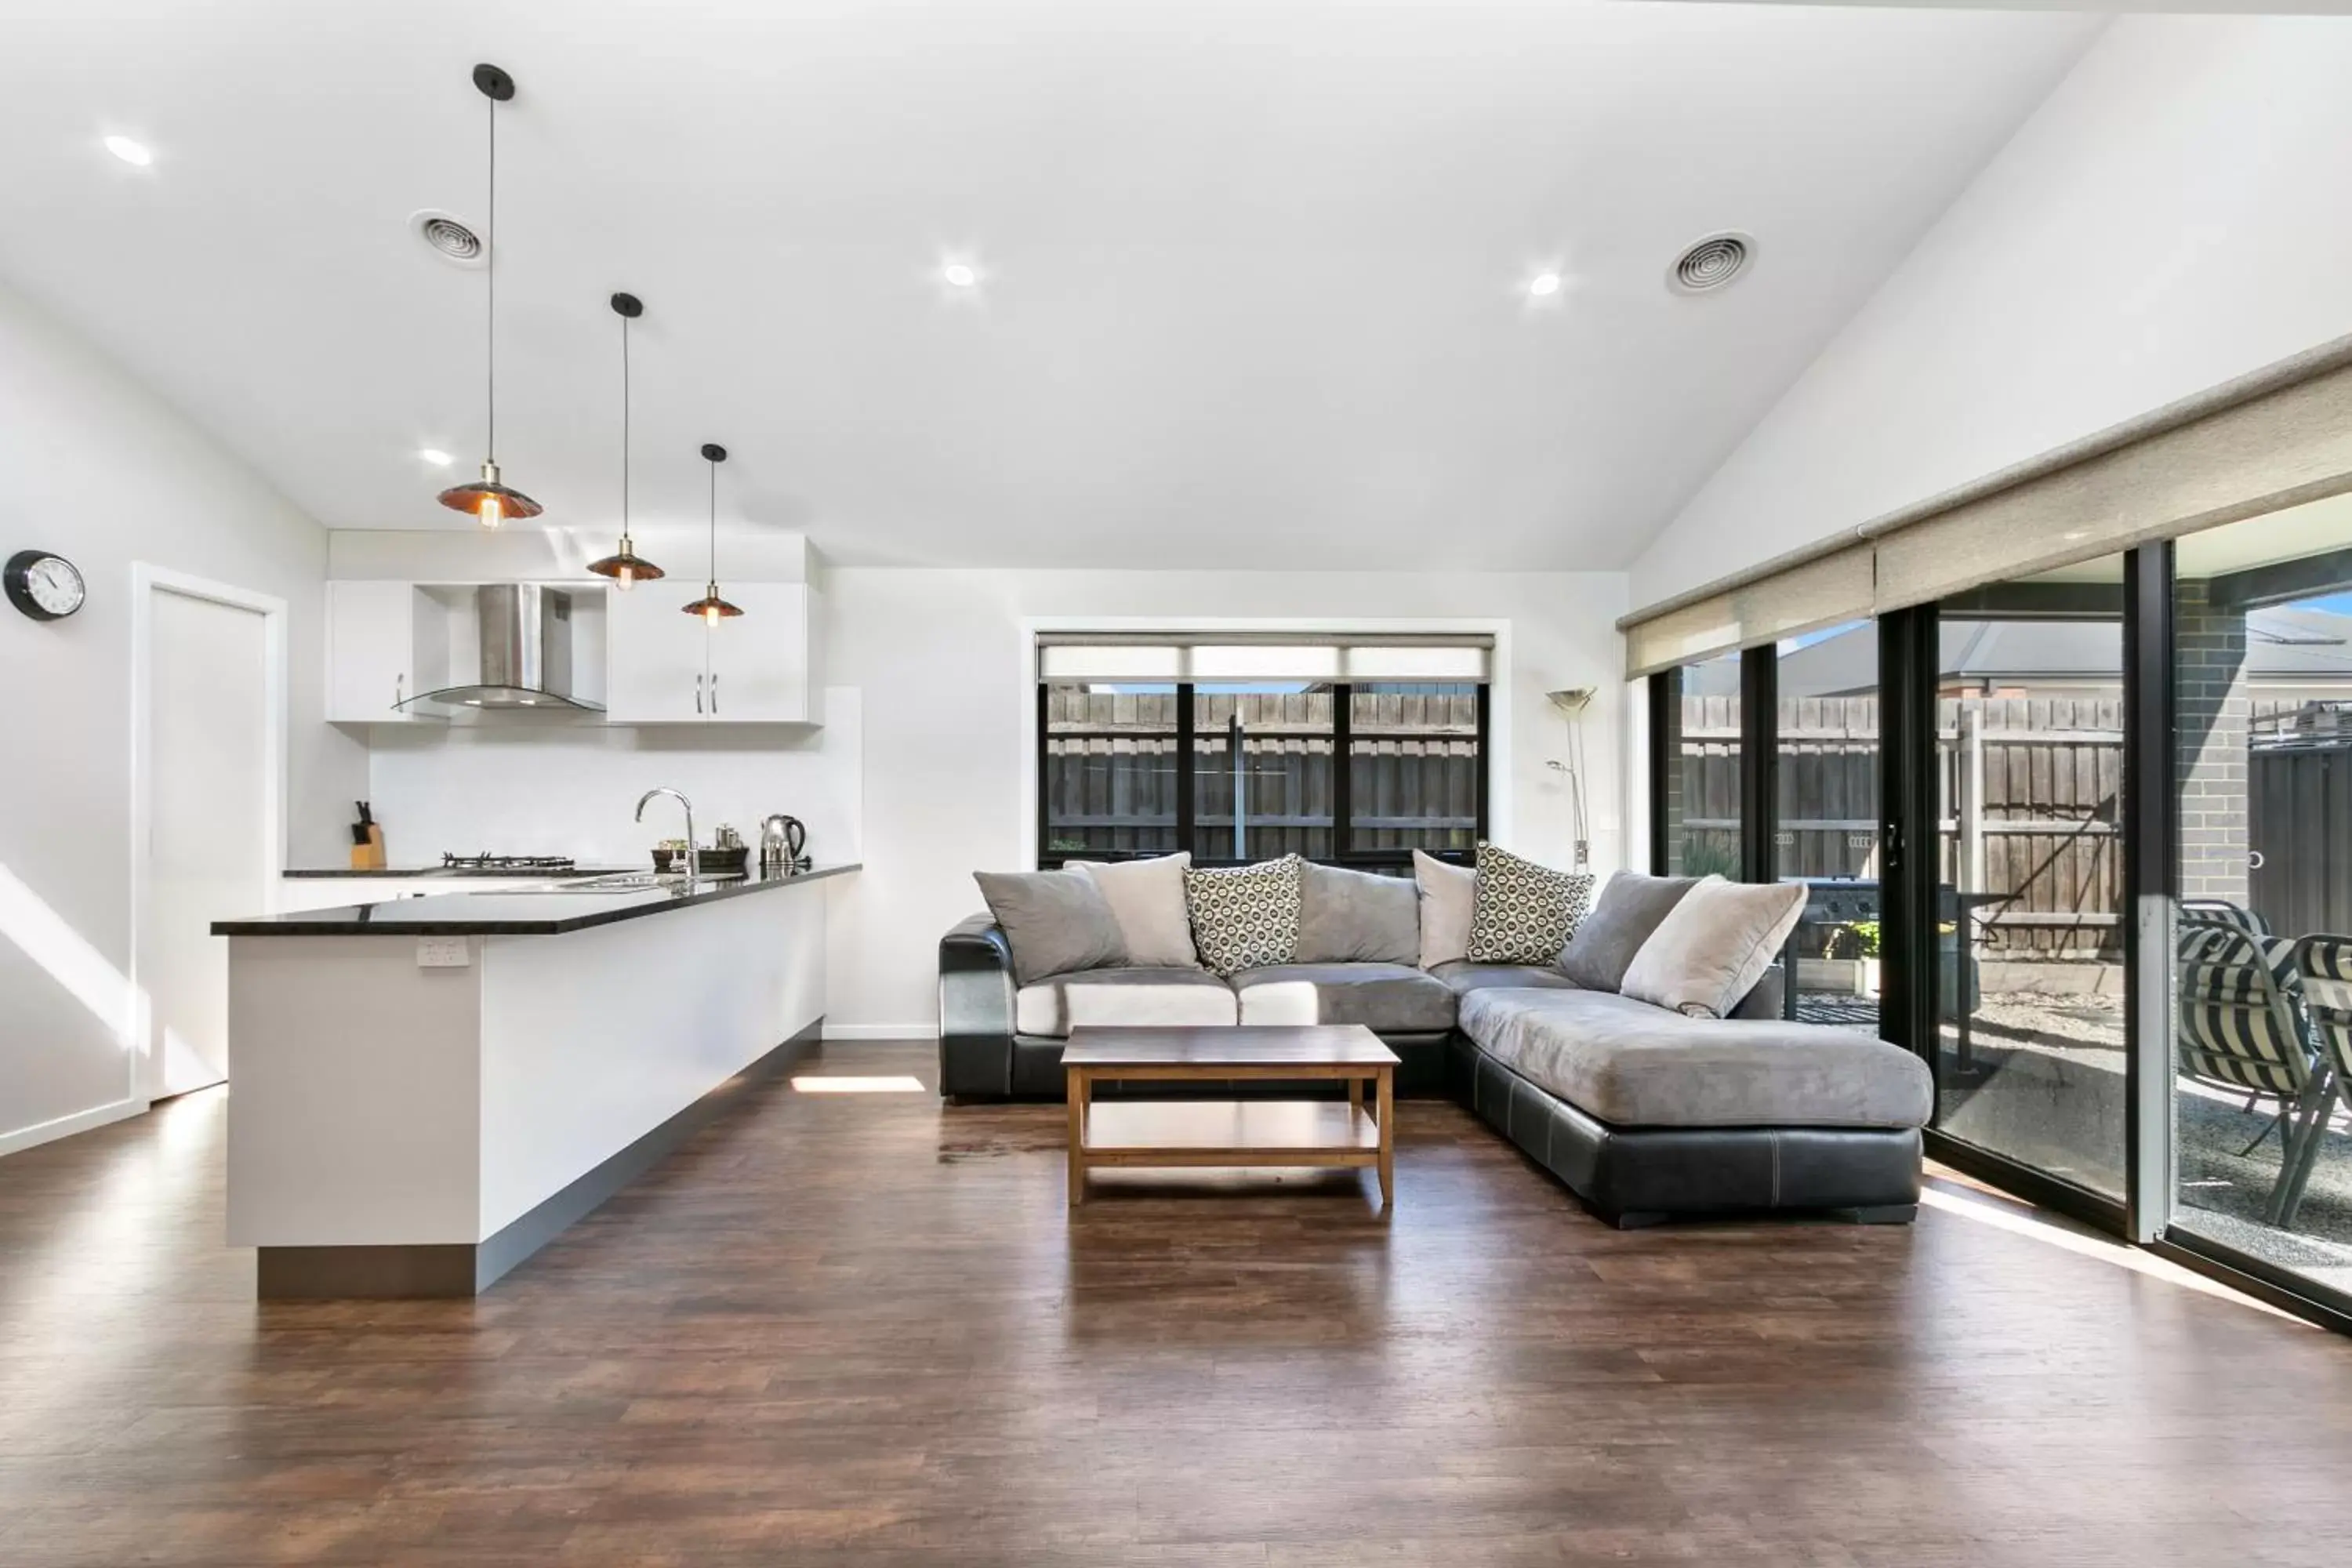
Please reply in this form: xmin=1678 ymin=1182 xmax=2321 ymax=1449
xmin=2176 ymin=904 xmax=2325 ymax=1225
xmin=2275 ymin=935 xmax=2352 ymax=1227
xmin=2183 ymin=898 xmax=2273 ymax=940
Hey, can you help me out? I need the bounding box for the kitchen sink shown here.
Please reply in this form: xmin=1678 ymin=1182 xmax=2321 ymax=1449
xmin=504 ymin=871 xmax=677 ymax=894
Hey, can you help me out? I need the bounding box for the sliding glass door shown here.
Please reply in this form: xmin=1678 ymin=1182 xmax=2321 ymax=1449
xmin=2166 ymin=500 xmax=2352 ymax=1301
xmin=1928 ymin=563 xmax=2129 ymax=1202
xmin=1773 ymin=622 xmax=1880 ymax=1031
xmin=1656 ymin=651 xmax=1743 ymax=878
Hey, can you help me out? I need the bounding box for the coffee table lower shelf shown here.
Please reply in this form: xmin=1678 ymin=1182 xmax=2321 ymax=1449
xmin=1069 ymin=1098 xmax=1391 ymax=1204
xmin=1062 ymin=1026 xmax=1399 ymax=1209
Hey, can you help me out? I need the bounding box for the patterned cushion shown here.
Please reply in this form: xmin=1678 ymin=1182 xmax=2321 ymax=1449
xmin=1183 ymin=855 xmax=1304 ymax=976
xmin=1465 ymin=844 xmax=1595 ymax=966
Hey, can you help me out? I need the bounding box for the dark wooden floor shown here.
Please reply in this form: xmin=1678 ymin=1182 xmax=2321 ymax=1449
xmin=6 ymin=1040 xmax=2352 ymax=1566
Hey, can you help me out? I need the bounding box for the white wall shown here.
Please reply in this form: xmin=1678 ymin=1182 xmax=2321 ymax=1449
xmin=818 ymin=568 xmax=1627 ymax=1034
xmin=1632 ymin=15 xmax=2352 ymax=611
xmin=0 ymin=277 xmax=362 ymax=1153
xmin=362 ymin=691 xmax=862 ymax=869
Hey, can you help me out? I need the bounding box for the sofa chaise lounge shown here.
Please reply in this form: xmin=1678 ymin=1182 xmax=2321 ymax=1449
xmin=938 ymin=859 xmax=1932 ymax=1228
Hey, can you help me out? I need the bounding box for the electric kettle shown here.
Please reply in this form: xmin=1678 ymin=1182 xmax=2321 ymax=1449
xmin=760 ymin=814 xmax=809 ymax=872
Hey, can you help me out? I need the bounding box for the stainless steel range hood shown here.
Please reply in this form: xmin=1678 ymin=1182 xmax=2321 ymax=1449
xmin=397 ymin=585 xmax=604 ymax=713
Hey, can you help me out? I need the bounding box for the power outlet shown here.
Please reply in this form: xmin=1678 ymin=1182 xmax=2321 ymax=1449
xmin=416 ymin=937 xmax=472 ymax=969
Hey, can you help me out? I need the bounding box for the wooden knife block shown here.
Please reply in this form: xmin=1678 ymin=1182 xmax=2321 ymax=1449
xmin=350 ymin=825 xmax=387 ymax=870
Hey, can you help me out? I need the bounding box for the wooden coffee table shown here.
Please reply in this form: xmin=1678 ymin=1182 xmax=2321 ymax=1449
xmin=1062 ymin=1025 xmax=1400 ymax=1208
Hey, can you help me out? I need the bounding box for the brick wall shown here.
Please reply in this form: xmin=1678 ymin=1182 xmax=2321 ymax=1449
xmin=2176 ymin=578 xmax=2250 ymax=906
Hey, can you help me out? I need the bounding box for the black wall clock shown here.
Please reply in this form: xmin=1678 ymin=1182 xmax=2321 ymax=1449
xmin=5 ymin=550 xmax=86 ymax=622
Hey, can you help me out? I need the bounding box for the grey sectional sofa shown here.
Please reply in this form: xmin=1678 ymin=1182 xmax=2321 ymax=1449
xmin=937 ymin=906 xmax=1933 ymax=1227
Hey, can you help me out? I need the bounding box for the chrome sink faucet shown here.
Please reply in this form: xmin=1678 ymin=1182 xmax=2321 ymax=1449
xmin=635 ymin=787 xmax=697 ymax=890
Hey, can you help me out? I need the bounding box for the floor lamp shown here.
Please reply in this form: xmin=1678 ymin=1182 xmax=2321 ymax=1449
xmin=1545 ymin=687 xmax=1595 ymax=869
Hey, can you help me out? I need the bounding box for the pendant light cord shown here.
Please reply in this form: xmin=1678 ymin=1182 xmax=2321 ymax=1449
xmin=708 ymin=456 xmax=718 ymax=580
xmin=485 ymin=90 xmax=498 ymax=463
xmin=620 ymin=313 xmax=630 ymax=535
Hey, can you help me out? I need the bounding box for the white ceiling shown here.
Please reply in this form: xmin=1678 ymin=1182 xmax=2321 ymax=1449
xmin=0 ymin=1 xmax=2103 ymax=568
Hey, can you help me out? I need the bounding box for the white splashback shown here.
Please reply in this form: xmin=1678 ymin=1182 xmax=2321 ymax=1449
xmin=364 ymin=688 xmax=861 ymax=867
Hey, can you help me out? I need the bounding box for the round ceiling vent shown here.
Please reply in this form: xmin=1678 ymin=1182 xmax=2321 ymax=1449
xmin=410 ymin=209 xmax=485 ymax=267
xmin=1668 ymin=231 xmax=1754 ymax=296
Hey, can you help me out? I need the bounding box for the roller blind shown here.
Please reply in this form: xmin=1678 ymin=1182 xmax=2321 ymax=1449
xmin=1871 ymin=361 xmax=2352 ymax=613
xmin=1620 ymin=350 xmax=2352 ymax=675
xmin=1036 ymin=633 xmax=1492 ymax=684
xmin=1624 ymin=545 xmax=1874 ymax=679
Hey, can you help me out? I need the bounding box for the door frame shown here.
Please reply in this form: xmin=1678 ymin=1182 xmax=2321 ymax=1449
xmin=128 ymin=564 xmax=288 ymax=1105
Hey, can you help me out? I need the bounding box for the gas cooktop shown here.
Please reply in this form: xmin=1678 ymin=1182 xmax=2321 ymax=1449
xmin=441 ymin=852 xmax=580 ymax=873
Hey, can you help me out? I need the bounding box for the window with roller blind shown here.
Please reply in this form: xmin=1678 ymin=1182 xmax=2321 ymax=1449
xmin=1036 ymin=637 xmax=1490 ymax=871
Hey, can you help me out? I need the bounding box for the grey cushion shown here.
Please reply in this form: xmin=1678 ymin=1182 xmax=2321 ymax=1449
xmin=1431 ymin=960 xmax=1584 ymax=996
xmin=1295 ymin=862 xmax=1421 ymax=965
xmin=1457 ymin=987 xmax=1932 ymax=1130
xmin=1068 ymin=853 xmax=1200 ymax=967
xmin=973 ymin=869 xmax=1128 ymax=984
xmin=1230 ymin=963 xmax=1457 ymax=1033
xmin=1014 ymin=967 xmax=1239 ymax=1038
xmin=1621 ymin=877 xmax=1807 ymax=1018
xmin=1413 ymin=851 xmax=1476 ymax=967
xmin=1558 ymin=872 xmax=1700 ymax=992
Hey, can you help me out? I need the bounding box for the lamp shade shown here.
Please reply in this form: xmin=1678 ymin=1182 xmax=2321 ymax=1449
xmin=437 ymin=461 xmax=541 ymax=526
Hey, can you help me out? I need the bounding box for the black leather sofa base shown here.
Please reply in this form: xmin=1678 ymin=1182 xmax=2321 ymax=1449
xmin=1446 ymin=1037 xmax=1921 ymax=1228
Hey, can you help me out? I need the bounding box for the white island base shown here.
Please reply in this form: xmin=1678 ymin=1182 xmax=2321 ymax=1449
xmin=223 ymin=869 xmax=845 ymax=1297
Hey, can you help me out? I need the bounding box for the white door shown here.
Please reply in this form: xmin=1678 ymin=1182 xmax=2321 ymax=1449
xmin=707 ymin=583 xmax=811 ymax=723
xmin=605 ymin=579 xmax=712 ymax=723
xmin=144 ymin=586 xmax=272 ymax=1097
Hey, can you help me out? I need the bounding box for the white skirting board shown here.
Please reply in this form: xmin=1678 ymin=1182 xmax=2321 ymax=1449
xmin=820 ymin=1022 xmax=939 ymax=1041
xmin=0 ymin=1095 xmax=147 ymax=1160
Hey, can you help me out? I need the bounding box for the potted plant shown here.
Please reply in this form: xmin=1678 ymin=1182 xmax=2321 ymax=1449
xmin=1822 ymin=919 xmax=1881 ymax=996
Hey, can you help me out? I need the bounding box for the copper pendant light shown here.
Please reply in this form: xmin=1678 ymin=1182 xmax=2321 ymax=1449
xmin=681 ymin=443 xmax=744 ymax=625
xmin=586 ymin=293 xmax=663 ymax=590
xmin=437 ymin=64 xmax=541 ymax=528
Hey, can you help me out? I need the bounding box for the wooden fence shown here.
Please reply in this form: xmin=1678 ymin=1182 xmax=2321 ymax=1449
xmin=1048 ymin=689 xmax=2343 ymax=953
xmin=1040 ymin=687 xmax=1478 ymax=861
xmin=1674 ymin=695 xmax=2124 ymax=960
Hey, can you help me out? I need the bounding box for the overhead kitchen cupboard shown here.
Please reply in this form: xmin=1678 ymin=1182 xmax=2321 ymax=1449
xmin=604 ymin=581 xmax=822 ymax=725
xmin=325 ymin=582 xmax=451 ymax=723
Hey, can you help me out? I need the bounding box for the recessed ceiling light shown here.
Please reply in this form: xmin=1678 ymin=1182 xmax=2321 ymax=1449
xmin=103 ymin=136 xmax=152 ymax=167
xmin=1528 ymin=272 xmax=1562 ymax=298
xmin=941 ymin=261 xmax=978 ymax=289
xmin=417 ymin=448 xmax=453 ymax=466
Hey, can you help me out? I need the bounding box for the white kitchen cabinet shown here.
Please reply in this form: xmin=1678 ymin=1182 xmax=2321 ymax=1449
xmin=604 ymin=579 xmax=715 ymax=723
xmin=327 ymin=582 xmax=449 ymax=723
xmin=605 ymin=582 xmax=822 ymax=726
xmin=707 ymin=583 xmax=818 ymax=723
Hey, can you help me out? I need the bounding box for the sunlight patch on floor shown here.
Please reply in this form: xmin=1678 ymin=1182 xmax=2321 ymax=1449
xmin=1919 ymin=1181 xmax=2309 ymax=1326
xmin=790 ymin=1075 xmax=927 ymax=1094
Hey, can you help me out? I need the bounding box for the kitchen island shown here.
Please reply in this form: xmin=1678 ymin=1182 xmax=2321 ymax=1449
xmin=212 ymin=862 xmax=857 ymax=1298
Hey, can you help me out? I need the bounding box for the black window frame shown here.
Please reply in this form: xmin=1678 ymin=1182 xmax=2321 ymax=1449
xmin=1038 ymin=680 xmax=1490 ymax=873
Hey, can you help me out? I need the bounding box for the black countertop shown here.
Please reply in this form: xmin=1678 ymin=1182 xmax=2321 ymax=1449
xmin=281 ymin=866 xmax=645 ymax=880
xmin=215 ymin=862 xmax=859 ymax=937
